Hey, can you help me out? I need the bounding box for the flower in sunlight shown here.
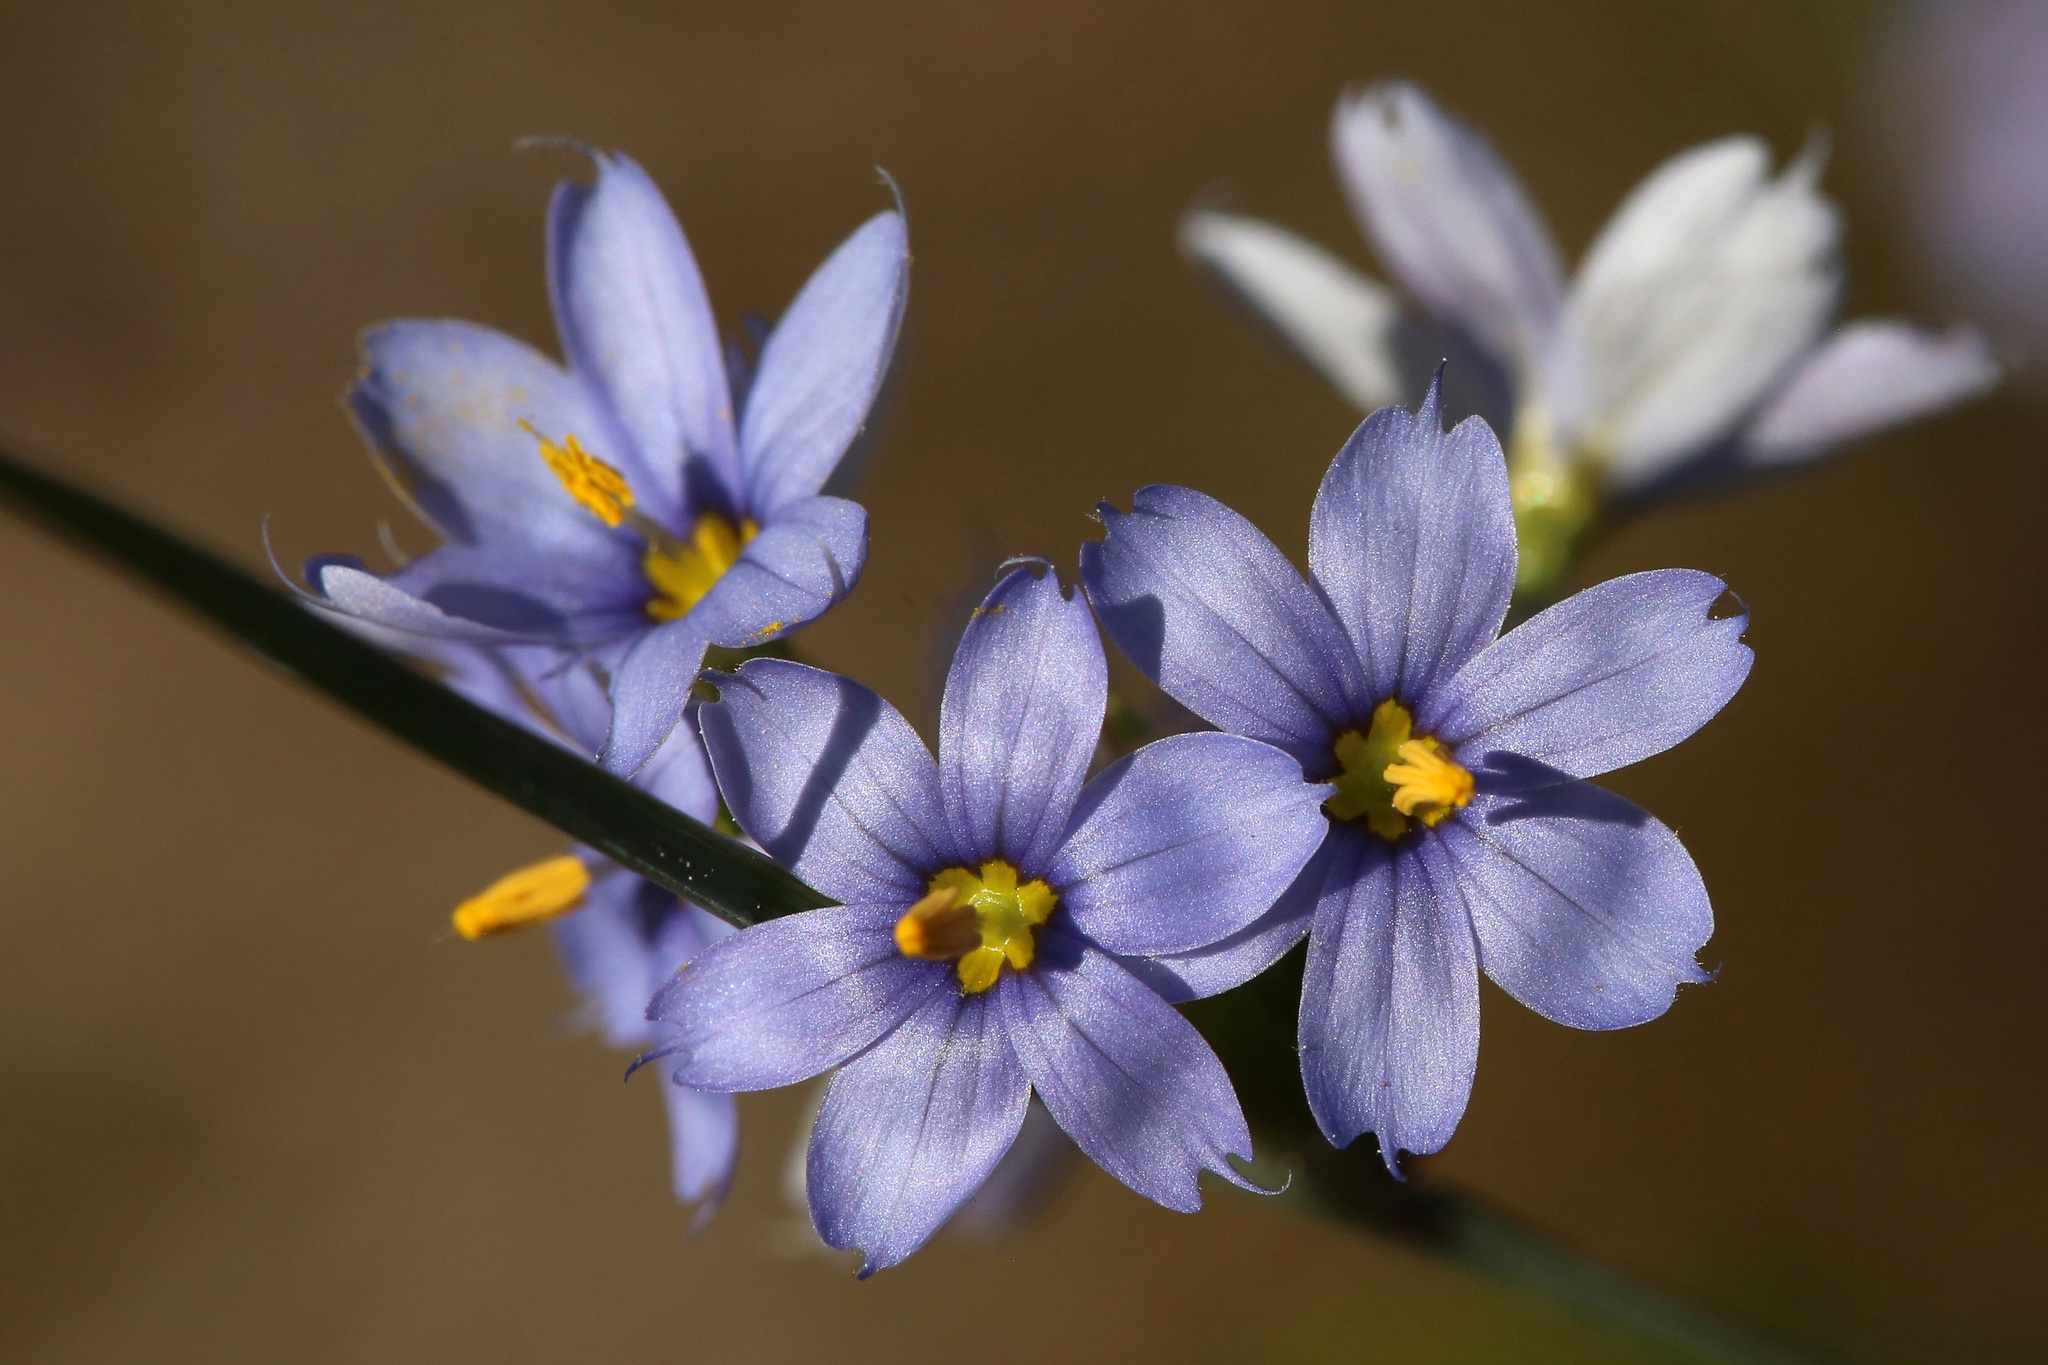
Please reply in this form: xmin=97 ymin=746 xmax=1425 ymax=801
xmin=646 ymin=564 xmax=1332 ymax=1275
xmin=1183 ymin=80 xmax=1998 ymax=597
xmin=304 ymin=148 xmax=909 ymax=774
xmin=1080 ymin=375 xmax=1753 ymax=1173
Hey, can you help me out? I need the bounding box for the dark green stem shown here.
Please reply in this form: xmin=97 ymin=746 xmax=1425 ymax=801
xmin=1188 ymin=956 xmax=1827 ymax=1365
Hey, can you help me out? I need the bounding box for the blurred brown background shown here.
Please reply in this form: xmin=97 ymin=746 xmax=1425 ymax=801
xmin=0 ymin=1 xmax=2038 ymax=1360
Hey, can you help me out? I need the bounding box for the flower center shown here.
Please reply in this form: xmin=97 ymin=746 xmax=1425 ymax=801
xmin=1324 ymin=699 xmax=1474 ymax=842
xmin=893 ymin=860 xmax=1057 ymax=994
xmin=642 ymin=512 xmax=757 ymax=622
xmin=451 ymin=854 xmax=590 ymax=939
xmin=526 ymin=422 xmax=757 ymax=622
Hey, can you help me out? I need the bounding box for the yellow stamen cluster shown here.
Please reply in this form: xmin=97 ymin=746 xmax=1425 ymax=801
xmin=452 ymin=854 xmax=591 ymax=940
xmin=1324 ymin=699 xmax=1474 ymax=842
xmin=525 ymin=421 xmax=634 ymax=527
xmin=526 ymin=424 xmax=758 ymax=623
xmin=644 ymin=513 xmax=759 ymax=622
xmin=894 ymin=860 xmax=1057 ymax=994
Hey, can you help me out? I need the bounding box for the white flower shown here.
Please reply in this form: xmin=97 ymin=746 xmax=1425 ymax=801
xmin=1185 ymin=81 xmax=1997 ymax=556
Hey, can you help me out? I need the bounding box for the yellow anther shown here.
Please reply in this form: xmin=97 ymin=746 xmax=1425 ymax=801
xmin=893 ymin=860 xmax=1057 ymax=994
xmin=525 ymin=421 xmax=635 ymax=527
xmin=644 ymin=513 xmax=759 ymax=622
xmin=452 ymin=854 xmax=591 ymax=940
xmin=894 ymin=884 xmax=982 ymax=960
xmin=1384 ymin=738 xmax=1475 ymax=823
xmin=1324 ymin=699 xmax=1472 ymax=842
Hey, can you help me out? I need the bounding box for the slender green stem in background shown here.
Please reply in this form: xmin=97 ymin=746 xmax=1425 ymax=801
xmin=0 ymin=446 xmax=1820 ymax=1364
xmin=1188 ymin=957 xmax=1828 ymax=1365
xmin=0 ymin=442 xmax=828 ymax=929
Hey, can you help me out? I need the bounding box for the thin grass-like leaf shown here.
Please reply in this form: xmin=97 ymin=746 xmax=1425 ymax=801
xmin=0 ymin=441 xmax=830 ymax=928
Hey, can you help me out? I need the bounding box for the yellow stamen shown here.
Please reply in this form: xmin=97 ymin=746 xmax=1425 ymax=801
xmin=524 ymin=421 xmax=634 ymax=527
xmin=644 ymin=513 xmax=759 ymax=622
xmin=1384 ymin=739 xmax=1475 ymax=821
xmin=892 ymin=860 xmax=1057 ymax=994
xmin=452 ymin=854 xmax=590 ymax=940
xmin=1323 ymin=699 xmax=1473 ymax=842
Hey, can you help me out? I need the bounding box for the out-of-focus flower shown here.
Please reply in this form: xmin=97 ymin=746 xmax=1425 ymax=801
xmin=1081 ymin=378 xmax=1752 ymax=1171
xmin=1883 ymin=0 xmax=2048 ymax=384
xmin=650 ymin=565 xmax=1331 ymax=1274
xmin=1185 ymin=81 xmax=1997 ymax=596
xmin=305 ymin=149 xmax=908 ymax=774
xmin=394 ymin=634 xmax=741 ymax=1228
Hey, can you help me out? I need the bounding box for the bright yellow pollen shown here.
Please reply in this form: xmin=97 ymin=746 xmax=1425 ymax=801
xmin=644 ymin=513 xmax=759 ymax=622
xmin=894 ymin=860 xmax=1057 ymax=994
xmin=451 ymin=854 xmax=590 ymax=940
xmin=1323 ymin=699 xmax=1473 ymax=842
xmin=525 ymin=421 xmax=634 ymax=527
xmin=1385 ymin=739 xmax=1475 ymax=819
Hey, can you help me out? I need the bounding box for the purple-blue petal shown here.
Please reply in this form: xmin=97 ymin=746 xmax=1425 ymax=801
xmin=347 ymin=319 xmax=631 ymax=560
xmin=310 ymin=561 xmax=546 ymax=644
xmin=552 ymin=872 xmax=669 ymax=1049
xmin=1052 ymin=732 xmax=1329 ymax=956
xmin=648 ymin=902 xmax=946 ymax=1091
xmin=1448 ymin=785 xmax=1713 ymax=1030
xmin=940 ymin=565 xmax=1105 ymax=872
xmin=1081 ymin=484 xmax=1361 ymax=769
xmin=1299 ymin=826 xmax=1480 ymax=1171
xmin=1308 ymin=378 xmax=1516 ymax=707
xmin=1429 ymin=569 xmax=1752 ymax=782
xmin=945 ymin=1098 xmax=1075 ymax=1238
xmin=638 ymin=719 xmax=720 ymax=822
xmin=995 ymin=932 xmax=1259 ymax=1212
xmin=662 ymin=1083 xmax=740 ymax=1230
xmin=741 ymin=210 xmax=910 ymax=519
xmin=381 ymin=541 xmax=649 ymax=642
xmin=680 ymin=495 xmax=867 ymax=650
xmin=599 ymin=621 xmax=708 ymax=776
xmin=547 ymin=150 xmax=739 ymax=522
xmin=1115 ymin=831 xmax=1329 ymax=1003
xmin=698 ymin=659 xmax=957 ymax=902
xmin=807 ymin=989 xmax=1027 ymax=1276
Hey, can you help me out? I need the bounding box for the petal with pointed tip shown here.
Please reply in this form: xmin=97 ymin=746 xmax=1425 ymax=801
xmin=1053 ymin=732 xmax=1328 ymax=956
xmin=808 ymin=990 xmax=1027 ymax=1276
xmin=997 ymin=932 xmax=1259 ymax=1212
xmin=548 ymin=150 xmax=738 ymax=521
xmin=698 ymin=658 xmax=956 ymax=902
xmin=940 ymin=565 xmax=1104 ymax=871
xmin=1332 ymin=82 xmax=1564 ymax=378
xmin=1299 ymin=826 xmax=1480 ymax=1171
xmin=742 ymin=210 xmax=910 ymax=518
xmin=1081 ymin=484 xmax=1361 ymax=770
xmin=1742 ymin=320 xmax=1999 ymax=467
xmin=1448 ymin=785 xmax=1713 ymax=1030
xmin=1309 ymin=379 xmax=1516 ymax=705
xmin=649 ymin=902 xmax=947 ymax=1091
xmin=1180 ymin=210 xmax=1404 ymax=411
xmin=1430 ymin=569 xmax=1751 ymax=782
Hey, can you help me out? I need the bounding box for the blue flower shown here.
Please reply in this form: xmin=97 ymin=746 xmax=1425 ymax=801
xmin=394 ymin=634 xmax=742 ymax=1227
xmin=1183 ymin=81 xmax=1997 ymax=593
xmin=1079 ymin=377 xmax=1754 ymax=1171
xmin=649 ymin=565 xmax=1332 ymax=1274
xmin=307 ymin=149 xmax=909 ymax=774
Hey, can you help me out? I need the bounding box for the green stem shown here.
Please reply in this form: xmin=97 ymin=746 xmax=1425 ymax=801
xmin=0 ymin=442 xmax=827 ymax=929
xmin=1188 ymin=958 xmax=1825 ymax=1365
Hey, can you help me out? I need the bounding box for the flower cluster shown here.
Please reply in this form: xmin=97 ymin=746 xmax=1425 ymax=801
xmin=309 ymin=82 xmax=1986 ymax=1273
